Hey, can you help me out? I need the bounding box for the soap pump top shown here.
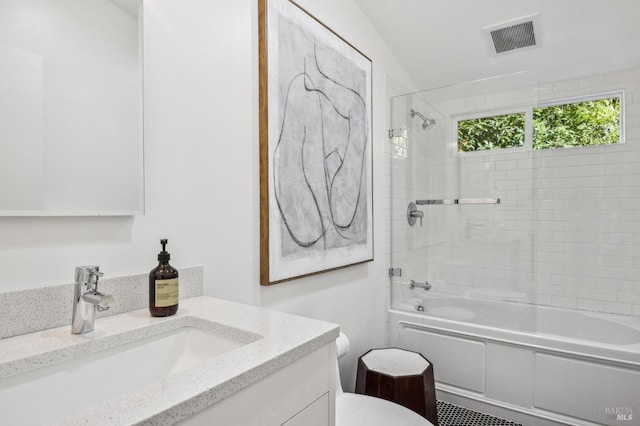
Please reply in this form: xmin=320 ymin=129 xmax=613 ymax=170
xmin=158 ymin=239 xmax=170 ymax=262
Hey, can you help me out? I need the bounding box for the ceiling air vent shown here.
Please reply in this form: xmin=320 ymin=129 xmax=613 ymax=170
xmin=484 ymin=14 xmax=540 ymax=55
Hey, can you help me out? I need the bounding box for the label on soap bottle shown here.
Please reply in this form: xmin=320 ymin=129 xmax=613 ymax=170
xmin=155 ymin=278 xmax=179 ymax=307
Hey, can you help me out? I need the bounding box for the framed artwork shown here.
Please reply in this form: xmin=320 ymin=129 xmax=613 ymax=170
xmin=259 ymin=0 xmax=373 ymax=285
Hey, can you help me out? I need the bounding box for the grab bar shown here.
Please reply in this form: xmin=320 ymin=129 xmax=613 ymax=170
xmin=415 ymin=198 xmax=500 ymax=205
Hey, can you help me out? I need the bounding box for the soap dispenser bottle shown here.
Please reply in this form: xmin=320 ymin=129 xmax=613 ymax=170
xmin=149 ymin=239 xmax=179 ymax=317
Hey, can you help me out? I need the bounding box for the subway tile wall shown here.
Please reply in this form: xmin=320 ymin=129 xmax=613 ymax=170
xmin=388 ymin=68 xmax=640 ymax=316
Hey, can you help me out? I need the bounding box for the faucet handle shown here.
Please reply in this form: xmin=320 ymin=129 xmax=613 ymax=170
xmin=90 ymin=268 xmax=104 ymax=278
xmin=407 ymin=202 xmax=424 ymax=227
xmin=87 ymin=266 xmax=104 ymax=279
xmin=75 ymin=266 xmax=103 ymax=284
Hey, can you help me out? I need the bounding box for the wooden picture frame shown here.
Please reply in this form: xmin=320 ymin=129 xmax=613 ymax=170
xmin=259 ymin=0 xmax=373 ymax=285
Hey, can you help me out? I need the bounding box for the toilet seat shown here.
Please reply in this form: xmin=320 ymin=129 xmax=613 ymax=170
xmin=336 ymin=393 xmax=434 ymax=426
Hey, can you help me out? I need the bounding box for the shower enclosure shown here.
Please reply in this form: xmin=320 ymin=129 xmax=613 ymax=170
xmin=386 ymin=69 xmax=640 ymax=425
xmin=389 ymin=72 xmax=541 ymax=333
xmin=389 ymin=65 xmax=640 ymax=322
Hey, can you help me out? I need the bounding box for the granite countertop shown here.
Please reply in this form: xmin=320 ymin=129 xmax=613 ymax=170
xmin=0 ymin=296 xmax=339 ymax=425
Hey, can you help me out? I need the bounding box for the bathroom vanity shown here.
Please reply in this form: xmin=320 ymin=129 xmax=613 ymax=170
xmin=0 ymin=296 xmax=338 ymax=425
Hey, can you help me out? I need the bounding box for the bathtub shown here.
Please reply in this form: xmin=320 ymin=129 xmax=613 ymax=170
xmin=390 ymin=295 xmax=640 ymax=426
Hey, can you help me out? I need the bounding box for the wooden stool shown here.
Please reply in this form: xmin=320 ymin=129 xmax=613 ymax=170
xmin=355 ymin=348 xmax=438 ymax=426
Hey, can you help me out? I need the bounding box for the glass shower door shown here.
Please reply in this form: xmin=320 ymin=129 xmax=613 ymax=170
xmin=389 ymin=73 xmax=539 ymax=332
xmin=388 ymin=90 xmax=455 ymax=312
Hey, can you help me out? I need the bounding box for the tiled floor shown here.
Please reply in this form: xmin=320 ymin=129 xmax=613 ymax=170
xmin=436 ymin=401 xmax=526 ymax=426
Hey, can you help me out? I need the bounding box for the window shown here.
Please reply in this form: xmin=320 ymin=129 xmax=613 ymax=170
xmin=458 ymin=112 xmax=525 ymax=152
xmin=533 ymin=97 xmax=621 ymax=150
xmin=390 ymin=127 xmax=408 ymax=159
xmin=456 ymin=92 xmax=623 ymax=153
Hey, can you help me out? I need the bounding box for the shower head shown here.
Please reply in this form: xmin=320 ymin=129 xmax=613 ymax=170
xmin=410 ymin=109 xmax=436 ymax=130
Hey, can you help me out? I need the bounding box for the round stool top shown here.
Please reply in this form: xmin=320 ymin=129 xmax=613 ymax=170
xmin=361 ymin=348 xmax=430 ymax=376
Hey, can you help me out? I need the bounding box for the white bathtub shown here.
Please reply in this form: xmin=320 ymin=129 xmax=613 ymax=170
xmin=390 ymin=295 xmax=640 ymax=426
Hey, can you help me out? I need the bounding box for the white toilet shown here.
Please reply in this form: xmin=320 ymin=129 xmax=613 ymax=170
xmin=335 ymin=333 xmax=435 ymax=426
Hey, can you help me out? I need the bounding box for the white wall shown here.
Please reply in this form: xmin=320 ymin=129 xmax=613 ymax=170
xmin=0 ymin=0 xmax=415 ymax=390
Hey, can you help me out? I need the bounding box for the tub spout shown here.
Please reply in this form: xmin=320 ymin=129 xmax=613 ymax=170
xmin=410 ymin=280 xmax=431 ymax=291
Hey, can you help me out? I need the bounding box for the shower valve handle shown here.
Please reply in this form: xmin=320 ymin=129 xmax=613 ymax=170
xmin=407 ymin=202 xmax=424 ymax=227
xmin=410 ymin=210 xmax=424 ymax=226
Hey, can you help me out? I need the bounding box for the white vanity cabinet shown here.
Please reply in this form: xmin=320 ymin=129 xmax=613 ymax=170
xmin=0 ymin=296 xmax=338 ymax=425
xmin=180 ymin=343 xmax=336 ymax=426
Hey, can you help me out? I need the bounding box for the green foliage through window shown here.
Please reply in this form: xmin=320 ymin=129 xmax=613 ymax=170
xmin=532 ymin=98 xmax=620 ymax=149
xmin=458 ymin=113 xmax=525 ymax=152
xmin=456 ymin=94 xmax=621 ymax=153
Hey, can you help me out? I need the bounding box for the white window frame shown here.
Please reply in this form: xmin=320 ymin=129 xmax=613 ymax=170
xmin=453 ymin=107 xmax=532 ymax=156
xmin=532 ymin=90 xmax=625 ymax=150
xmin=453 ymin=90 xmax=624 ymax=156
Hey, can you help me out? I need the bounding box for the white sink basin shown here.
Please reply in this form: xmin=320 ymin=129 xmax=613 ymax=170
xmin=0 ymin=325 xmax=250 ymax=425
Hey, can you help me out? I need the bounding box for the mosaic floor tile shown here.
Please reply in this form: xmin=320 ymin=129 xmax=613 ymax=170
xmin=436 ymin=401 xmax=526 ymax=426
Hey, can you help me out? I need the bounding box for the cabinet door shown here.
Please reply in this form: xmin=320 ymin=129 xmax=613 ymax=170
xmin=179 ymin=345 xmax=332 ymax=426
xmin=283 ymin=393 xmax=329 ymax=426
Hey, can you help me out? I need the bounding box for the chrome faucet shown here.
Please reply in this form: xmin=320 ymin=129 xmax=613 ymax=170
xmin=71 ymin=266 xmax=113 ymax=334
xmin=410 ymin=280 xmax=431 ymax=291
